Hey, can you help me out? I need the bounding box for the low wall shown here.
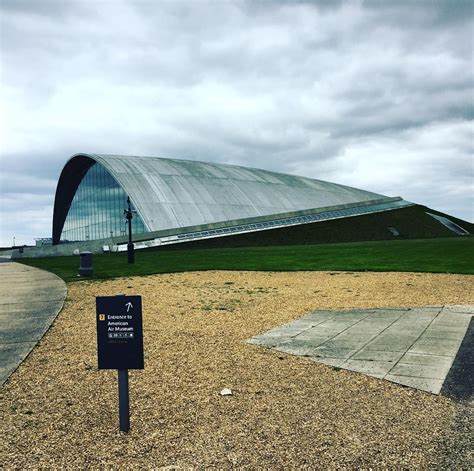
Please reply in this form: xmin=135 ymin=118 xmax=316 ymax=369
xmin=10 ymin=238 xmax=119 ymax=259
xmin=0 ymin=249 xmax=14 ymax=259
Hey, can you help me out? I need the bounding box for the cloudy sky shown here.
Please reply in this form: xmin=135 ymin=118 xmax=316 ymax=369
xmin=0 ymin=0 xmax=472 ymax=246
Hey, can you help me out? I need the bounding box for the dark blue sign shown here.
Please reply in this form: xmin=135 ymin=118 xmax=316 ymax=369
xmin=96 ymin=295 xmax=144 ymax=369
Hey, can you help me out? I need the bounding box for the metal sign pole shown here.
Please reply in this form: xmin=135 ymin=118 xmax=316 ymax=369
xmin=118 ymin=369 xmax=130 ymax=432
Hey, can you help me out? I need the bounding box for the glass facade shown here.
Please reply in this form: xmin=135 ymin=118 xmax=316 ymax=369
xmin=61 ymin=163 xmax=147 ymax=242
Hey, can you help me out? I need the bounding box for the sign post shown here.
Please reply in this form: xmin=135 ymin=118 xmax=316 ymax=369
xmin=118 ymin=369 xmax=130 ymax=432
xmin=96 ymin=295 xmax=144 ymax=432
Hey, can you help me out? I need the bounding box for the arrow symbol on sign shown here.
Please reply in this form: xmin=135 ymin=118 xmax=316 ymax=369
xmin=125 ymin=302 xmax=133 ymax=312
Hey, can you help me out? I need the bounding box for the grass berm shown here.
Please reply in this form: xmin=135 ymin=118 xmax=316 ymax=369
xmin=18 ymin=236 xmax=474 ymax=282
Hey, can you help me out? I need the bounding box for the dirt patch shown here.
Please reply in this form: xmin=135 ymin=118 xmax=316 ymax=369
xmin=1 ymin=271 xmax=473 ymax=468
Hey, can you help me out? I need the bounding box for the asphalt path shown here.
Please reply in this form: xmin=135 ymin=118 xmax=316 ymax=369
xmin=0 ymin=259 xmax=66 ymax=385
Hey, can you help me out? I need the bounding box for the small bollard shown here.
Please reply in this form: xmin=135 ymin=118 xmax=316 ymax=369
xmin=79 ymin=251 xmax=93 ymax=276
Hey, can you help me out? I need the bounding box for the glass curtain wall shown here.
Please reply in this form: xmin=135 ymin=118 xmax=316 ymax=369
xmin=61 ymin=163 xmax=147 ymax=242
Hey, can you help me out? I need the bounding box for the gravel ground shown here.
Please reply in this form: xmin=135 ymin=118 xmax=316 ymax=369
xmin=433 ymin=400 xmax=473 ymax=469
xmin=1 ymin=270 xmax=473 ymax=469
xmin=435 ymin=318 xmax=473 ymax=468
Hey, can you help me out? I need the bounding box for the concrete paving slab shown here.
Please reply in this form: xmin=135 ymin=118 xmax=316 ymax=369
xmin=267 ymin=326 xmax=309 ymax=337
xmin=292 ymin=336 xmax=334 ymax=347
xmin=389 ymin=363 xmax=450 ymax=380
xmin=442 ymin=305 xmax=474 ymax=315
xmin=352 ymin=350 xmax=405 ymax=362
xmin=258 ymin=328 xmax=295 ymax=338
xmin=286 ymin=319 xmax=321 ymax=329
xmin=408 ymin=338 xmax=463 ymax=356
xmin=364 ymin=339 xmax=415 ymax=352
xmin=277 ymin=341 xmax=326 ymax=356
xmin=307 ymin=324 xmax=353 ymax=335
xmin=322 ymin=338 xmax=372 ymax=350
xmin=248 ymin=305 xmax=473 ymax=394
xmin=294 ymin=328 xmax=336 ymax=341
xmin=431 ymin=319 xmax=471 ymax=330
xmin=325 ymin=321 xmax=365 ymax=330
xmin=346 ymin=324 xmax=393 ymax=335
xmin=398 ymin=316 xmax=439 ymax=325
xmin=310 ymin=346 xmax=356 ymax=359
xmin=398 ymin=353 xmax=454 ymax=369
xmin=422 ymin=328 xmax=466 ymax=340
xmin=332 ymin=331 xmax=376 ymax=340
xmin=384 ymin=374 xmax=444 ymax=394
xmin=407 ymin=307 xmax=443 ymax=314
xmin=432 ymin=312 xmax=472 ymax=326
xmin=302 ymin=311 xmax=339 ymax=322
xmin=309 ymin=357 xmax=344 ymax=368
xmin=0 ymin=260 xmax=66 ymax=385
xmin=328 ymin=312 xmax=370 ymax=321
xmin=247 ymin=336 xmax=292 ymax=348
xmin=340 ymin=359 xmax=394 ymax=376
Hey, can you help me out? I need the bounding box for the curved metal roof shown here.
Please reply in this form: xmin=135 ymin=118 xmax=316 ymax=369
xmin=53 ymin=153 xmax=386 ymax=243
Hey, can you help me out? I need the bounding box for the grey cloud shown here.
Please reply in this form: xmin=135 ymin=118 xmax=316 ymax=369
xmin=362 ymin=0 xmax=474 ymax=27
xmin=0 ymin=172 xmax=57 ymax=195
xmin=0 ymin=0 xmax=89 ymax=17
xmin=0 ymin=0 xmax=472 ymax=245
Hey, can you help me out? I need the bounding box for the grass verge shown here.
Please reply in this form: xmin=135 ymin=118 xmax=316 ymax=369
xmin=17 ymin=236 xmax=474 ymax=281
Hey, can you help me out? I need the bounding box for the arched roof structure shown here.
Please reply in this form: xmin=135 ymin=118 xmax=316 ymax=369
xmin=53 ymin=153 xmax=401 ymax=244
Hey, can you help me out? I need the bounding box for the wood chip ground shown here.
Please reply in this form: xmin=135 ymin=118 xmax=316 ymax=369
xmin=1 ymin=271 xmax=473 ymax=468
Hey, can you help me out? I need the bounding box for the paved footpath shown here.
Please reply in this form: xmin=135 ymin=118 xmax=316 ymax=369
xmin=0 ymin=259 xmax=67 ymax=385
xmin=249 ymin=305 xmax=473 ymax=394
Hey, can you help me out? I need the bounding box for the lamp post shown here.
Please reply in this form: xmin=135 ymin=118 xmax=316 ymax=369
xmin=124 ymin=196 xmax=135 ymax=264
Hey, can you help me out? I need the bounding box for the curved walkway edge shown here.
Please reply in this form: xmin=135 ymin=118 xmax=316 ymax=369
xmin=0 ymin=258 xmax=67 ymax=385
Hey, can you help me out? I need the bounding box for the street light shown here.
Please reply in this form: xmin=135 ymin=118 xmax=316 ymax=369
xmin=123 ymin=196 xmax=136 ymax=264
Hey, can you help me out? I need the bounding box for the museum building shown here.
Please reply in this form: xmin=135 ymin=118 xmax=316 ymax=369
xmin=51 ymin=153 xmax=469 ymax=252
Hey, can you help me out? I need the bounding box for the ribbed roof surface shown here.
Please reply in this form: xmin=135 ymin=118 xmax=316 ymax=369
xmin=85 ymin=154 xmax=385 ymax=232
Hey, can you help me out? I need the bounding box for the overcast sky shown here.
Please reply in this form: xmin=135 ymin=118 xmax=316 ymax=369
xmin=0 ymin=0 xmax=473 ymax=246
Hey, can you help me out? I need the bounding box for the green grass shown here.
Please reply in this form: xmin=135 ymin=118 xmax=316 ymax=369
xmin=17 ymin=236 xmax=474 ymax=282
